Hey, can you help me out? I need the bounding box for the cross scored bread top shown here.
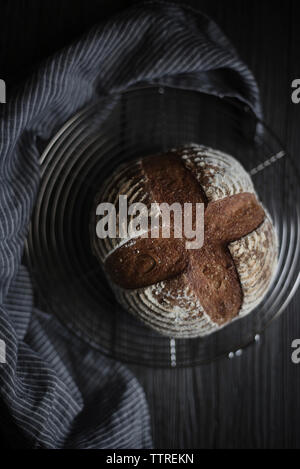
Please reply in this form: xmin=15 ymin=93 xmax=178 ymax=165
xmin=105 ymin=152 xmax=265 ymax=325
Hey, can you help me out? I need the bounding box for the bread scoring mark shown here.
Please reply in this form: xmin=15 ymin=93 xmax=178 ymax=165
xmin=230 ymin=215 xmax=278 ymax=316
xmin=179 ymin=144 xmax=278 ymax=307
xmin=114 ymin=282 xmax=217 ymax=338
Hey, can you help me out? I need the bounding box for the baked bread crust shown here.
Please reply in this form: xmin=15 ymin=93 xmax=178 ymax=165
xmin=91 ymin=145 xmax=278 ymax=338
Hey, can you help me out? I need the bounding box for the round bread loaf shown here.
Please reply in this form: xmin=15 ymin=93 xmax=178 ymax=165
xmin=90 ymin=145 xmax=278 ymax=338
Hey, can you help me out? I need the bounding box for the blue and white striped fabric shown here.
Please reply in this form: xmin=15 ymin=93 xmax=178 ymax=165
xmin=0 ymin=1 xmax=260 ymax=448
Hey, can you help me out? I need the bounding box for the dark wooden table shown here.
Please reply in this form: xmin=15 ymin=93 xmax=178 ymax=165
xmin=1 ymin=0 xmax=300 ymax=448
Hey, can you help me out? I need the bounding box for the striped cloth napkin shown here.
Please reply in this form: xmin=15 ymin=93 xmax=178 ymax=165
xmin=0 ymin=1 xmax=260 ymax=448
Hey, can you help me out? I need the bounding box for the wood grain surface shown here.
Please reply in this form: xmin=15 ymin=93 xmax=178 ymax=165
xmin=1 ymin=0 xmax=300 ymax=448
